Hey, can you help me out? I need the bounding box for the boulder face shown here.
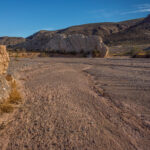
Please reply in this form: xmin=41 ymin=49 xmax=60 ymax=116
xmin=17 ymin=34 xmax=109 ymax=57
xmin=0 ymin=45 xmax=9 ymax=75
xmin=45 ymin=34 xmax=109 ymax=57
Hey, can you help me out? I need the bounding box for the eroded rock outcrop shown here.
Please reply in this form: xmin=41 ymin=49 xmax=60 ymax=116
xmin=44 ymin=34 xmax=109 ymax=57
xmin=0 ymin=45 xmax=10 ymax=103
xmin=16 ymin=34 xmax=109 ymax=57
xmin=0 ymin=45 xmax=9 ymax=74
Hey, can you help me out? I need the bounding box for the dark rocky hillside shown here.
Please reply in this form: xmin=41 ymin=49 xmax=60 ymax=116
xmin=26 ymin=17 xmax=144 ymax=41
xmin=57 ymin=18 xmax=144 ymax=38
xmin=0 ymin=37 xmax=25 ymax=46
xmin=104 ymin=15 xmax=150 ymax=45
xmin=0 ymin=15 xmax=149 ymax=49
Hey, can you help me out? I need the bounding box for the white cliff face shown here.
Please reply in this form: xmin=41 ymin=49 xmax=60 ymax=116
xmin=43 ymin=34 xmax=108 ymax=57
xmin=17 ymin=34 xmax=109 ymax=57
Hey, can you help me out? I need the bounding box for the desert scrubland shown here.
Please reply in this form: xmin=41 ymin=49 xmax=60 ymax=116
xmin=0 ymin=57 xmax=149 ymax=150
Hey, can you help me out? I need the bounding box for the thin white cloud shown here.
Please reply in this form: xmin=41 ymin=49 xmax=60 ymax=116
xmin=122 ymin=3 xmax=150 ymax=15
xmin=90 ymin=3 xmax=150 ymax=19
xmin=88 ymin=3 xmax=150 ymax=22
xmin=137 ymin=4 xmax=150 ymax=9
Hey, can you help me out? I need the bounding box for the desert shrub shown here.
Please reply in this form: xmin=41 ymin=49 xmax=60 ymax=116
xmin=146 ymin=51 xmax=150 ymax=58
xmin=129 ymin=47 xmax=143 ymax=57
xmin=19 ymin=48 xmax=27 ymax=52
xmin=39 ymin=52 xmax=54 ymax=57
xmin=9 ymin=79 xmax=22 ymax=104
xmin=0 ymin=123 xmax=5 ymax=130
xmin=9 ymin=88 xmax=21 ymax=104
xmin=132 ymin=50 xmax=150 ymax=58
xmin=111 ymin=52 xmax=126 ymax=57
xmin=80 ymin=49 xmax=90 ymax=57
xmin=133 ymin=52 xmax=146 ymax=58
xmin=92 ymin=50 xmax=101 ymax=57
xmin=69 ymin=51 xmax=77 ymax=55
xmin=15 ymin=50 xmax=19 ymax=58
xmin=0 ymin=77 xmax=22 ymax=114
xmin=39 ymin=52 xmax=48 ymax=57
xmin=0 ymin=103 xmax=14 ymax=113
xmin=5 ymin=74 xmax=13 ymax=82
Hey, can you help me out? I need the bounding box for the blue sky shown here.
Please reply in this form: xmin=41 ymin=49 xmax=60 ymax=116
xmin=0 ymin=0 xmax=150 ymax=37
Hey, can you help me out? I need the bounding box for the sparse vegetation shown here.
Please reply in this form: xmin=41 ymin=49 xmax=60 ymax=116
xmin=0 ymin=75 xmax=22 ymax=114
xmin=129 ymin=47 xmax=142 ymax=57
xmin=5 ymin=74 xmax=13 ymax=82
xmin=132 ymin=51 xmax=150 ymax=58
xmin=109 ymin=45 xmax=150 ymax=58
xmin=0 ymin=103 xmax=14 ymax=113
xmin=39 ymin=52 xmax=50 ymax=57
xmin=92 ymin=50 xmax=101 ymax=57
xmin=9 ymin=81 xmax=21 ymax=104
xmin=0 ymin=122 xmax=6 ymax=130
xmin=126 ymin=46 xmax=150 ymax=58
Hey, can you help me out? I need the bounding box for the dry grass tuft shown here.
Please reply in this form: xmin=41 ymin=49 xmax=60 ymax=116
xmin=9 ymin=80 xmax=22 ymax=104
xmin=132 ymin=51 xmax=150 ymax=58
xmin=5 ymin=74 xmax=13 ymax=81
xmin=0 ymin=103 xmax=14 ymax=113
xmin=9 ymin=88 xmax=21 ymax=104
xmin=92 ymin=50 xmax=101 ymax=57
xmin=0 ymin=122 xmax=6 ymax=130
xmin=0 ymin=76 xmax=22 ymax=114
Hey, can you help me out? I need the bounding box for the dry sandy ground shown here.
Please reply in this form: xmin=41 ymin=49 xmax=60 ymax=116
xmin=0 ymin=57 xmax=150 ymax=150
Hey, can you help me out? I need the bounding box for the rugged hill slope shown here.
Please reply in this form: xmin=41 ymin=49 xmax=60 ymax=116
xmin=0 ymin=37 xmax=25 ymax=46
xmin=105 ymin=15 xmax=150 ymax=45
xmin=26 ymin=17 xmax=143 ymax=41
xmin=0 ymin=15 xmax=149 ymax=48
xmin=56 ymin=18 xmax=144 ymax=37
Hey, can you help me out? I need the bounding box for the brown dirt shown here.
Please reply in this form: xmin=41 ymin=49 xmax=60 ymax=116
xmin=0 ymin=57 xmax=150 ymax=150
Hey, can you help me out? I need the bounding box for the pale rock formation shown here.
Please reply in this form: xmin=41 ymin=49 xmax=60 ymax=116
xmin=16 ymin=34 xmax=109 ymax=57
xmin=0 ymin=45 xmax=10 ymax=103
xmin=0 ymin=75 xmax=10 ymax=103
xmin=44 ymin=34 xmax=109 ymax=57
xmin=0 ymin=45 xmax=9 ymax=74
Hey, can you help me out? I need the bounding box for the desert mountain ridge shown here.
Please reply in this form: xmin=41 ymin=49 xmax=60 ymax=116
xmin=0 ymin=15 xmax=149 ymax=49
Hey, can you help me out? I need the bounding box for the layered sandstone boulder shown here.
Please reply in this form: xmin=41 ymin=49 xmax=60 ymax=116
xmin=44 ymin=34 xmax=109 ymax=57
xmin=16 ymin=34 xmax=109 ymax=57
xmin=0 ymin=45 xmax=10 ymax=103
